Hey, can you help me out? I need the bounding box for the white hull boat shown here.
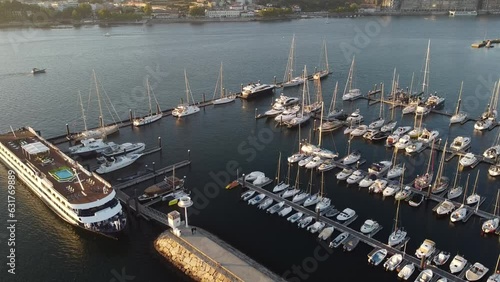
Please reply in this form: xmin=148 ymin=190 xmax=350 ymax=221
xmin=418 ymin=129 xmax=439 ymax=143
xmin=258 ymin=198 xmax=273 ymax=210
xmin=315 ymin=197 xmax=331 ymax=211
xmin=69 ymin=138 xmax=110 ymax=156
xmin=305 ymin=156 xmax=324 ymax=169
xmin=287 ymin=212 xmax=303 ymax=223
xmin=278 ymin=205 xmax=293 ymax=217
xmin=341 ymin=150 xmax=361 ymax=165
xmin=288 ymin=153 xmax=306 ymax=163
xmin=484 ymin=145 xmax=500 ymax=159
xmin=101 ymin=142 xmax=146 ymax=157
xmin=241 ymin=190 xmax=256 ymax=201
xmin=415 ymin=269 xmax=433 ymax=282
xmin=466 ymin=262 xmax=489 ymax=281
xmin=342 ymin=89 xmax=362 ymax=101
xmin=384 ymin=253 xmax=403 ymax=271
xmin=292 ymin=192 xmax=309 ymax=203
xmin=281 ymin=188 xmax=300 ymax=199
xmin=350 ymin=125 xmax=368 ymax=137
xmin=368 ymin=161 xmax=392 ymax=176
xmin=447 ymin=186 xmax=463 ymax=200
xmin=248 ymin=193 xmax=266 ymax=205
xmin=387 ymin=164 xmax=405 ymax=179
xmin=451 ymin=136 xmax=471 ymax=151
xmin=489 ymin=165 xmax=500 ymax=177
xmin=272 ymin=182 xmax=290 ymax=193
xmin=244 ymin=171 xmax=265 ymax=182
xmin=298 ymin=156 xmax=314 ymax=167
xmin=460 ymin=153 xmax=477 ymax=167
xmin=388 ymin=228 xmax=407 ymax=247
xmin=318 ymin=226 xmax=334 ymax=240
xmin=303 ymin=193 xmax=319 ymax=207
xmin=336 ymin=168 xmax=353 ymax=181
xmin=307 ymin=221 xmax=325 ymax=233
xmin=450 ymin=206 xmax=467 ymax=222
xmin=369 ymin=179 xmax=387 ymax=193
xmin=436 ymin=200 xmax=455 ymax=215
xmin=482 ymin=218 xmax=499 ymax=234
xmin=368 ymin=118 xmax=385 ymax=129
xmin=346 ymin=170 xmax=364 ymax=184
xmin=298 ymin=216 xmax=313 ymax=228
xmin=415 ymin=239 xmax=436 ymax=259
xmin=368 ymin=248 xmax=388 ymax=266
xmin=398 ymin=263 xmax=415 ymax=280
xmin=450 ymin=112 xmax=467 ymax=124
xmin=394 ymin=135 xmax=412 ymax=150
xmin=406 ymin=141 xmax=423 ymax=154
xmin=450 ymin=254 xmax=467 ymax=274
xmin=359 ymin=174 xmax=377 ymax=188
xmin=381 ymin=121 xmax=397 ymax=132
xmin=360 ymin=219 xmax=379 ymax=234
xmin=267 ymin=201 xmax=285 ymax=214
xmin=96 ymin=153 xmax=142 ymax=174
xmin=336 ymin=208 xmax=356 ymax=221
xmin=329 ymin=232 xmax=349 ymax=248
xmin=433 ymin=251 xmax=451 ymax=266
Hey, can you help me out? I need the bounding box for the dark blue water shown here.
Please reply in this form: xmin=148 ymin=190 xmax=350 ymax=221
xmin=0 ymin=16 xmax=499 ymax=281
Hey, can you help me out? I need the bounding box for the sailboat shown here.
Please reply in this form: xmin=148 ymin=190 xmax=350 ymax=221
xmin=447 ymin=160 xmax=463 ymax=200
xmin=272 ymin=152 xmax=290 ymax=193
xmin=381 ymin=69 xmax=398 ymax=132
xmin=450 ymin=173 xmax=470 ymax=223
xmin=466 ymin=170 xmax=481 ymax=205
xmin=482 ymin=189 xmax=500 ymax=233
xmin=70 ymin=71 xmax=120 ymax=141
xmin=342 ymin=56 xmax=362 ymax=101
xmin=326 ymin=81 xmax=343 ymax=119
xmin=286 ymin=66 xmax=311 ymax=128
xmin=172 ymin=69 xmax=200 ymax=117
xmin=305 ymin=74 xmax=323 ymax=113
xmin=281 ymin=166 xmax=301 ymax=199
xmin=315 ymin=172 xmax=331 ymax=211
xmin=133 ymin=78 xmax=163 ymax=126
xmin=414 ymin=139 xmax=435 ymax=190
xmin=421 ymin=40 xmax=445 ymax=111
xmin=388 ymin=176 xmax=407 ymax=247
xmin=212 ymin=62 xmax=235 ymax=105
xmin=450 ymin=81 xmax=468 ymax=124
xmin=313 ymin=39 xmax=330 ymax=79
xmin=431 ymin=140 xmax=450 ymax=194
xmin=387 ymin=147 xmax=405 ymax=179
xmin=475 ymin=80 xmax=499 ymax=131
xmin=369 ymin=84 xmax=385 ymax=129
xmin=282 ymin=35 xmax=304 ymax=88
xmin=484 ymin=129 xmax=500 ymax=159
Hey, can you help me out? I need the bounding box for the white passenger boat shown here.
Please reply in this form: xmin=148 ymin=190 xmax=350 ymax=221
xmin=267 ymin=201 xmax=285 ymax=214
xmin=394 ymin=135 xmax=412 ymax=150
xmin=433 ymin=251 xmax=451 ymax=266
xmin=436 ymin=200 xmax=455 ymax=215
xmin=278 ymin=205 xmax=293 ymax=217
xmin=341 ymin=150 xmax=361 ymax=165
xmin=248 ymin=193 xmax=266 ymax=205
xmin=244 ymin=171 xmax=265 ymax=182
xmin=96 ymin=153 xmax=142 ymax=174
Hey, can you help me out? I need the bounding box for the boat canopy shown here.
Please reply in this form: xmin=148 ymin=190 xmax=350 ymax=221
xmin=22 ymin=142 xmax=49 ymax=155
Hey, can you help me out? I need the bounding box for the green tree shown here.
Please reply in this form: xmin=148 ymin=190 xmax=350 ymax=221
xmin=97 ymin=9 xmax=110 ymax=19
xmin=142 ymin=3 xmax=152 ymax=15
xmin=189 ymin=6 xmax=205 ymax=17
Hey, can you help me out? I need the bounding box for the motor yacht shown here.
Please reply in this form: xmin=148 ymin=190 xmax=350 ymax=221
xmin=451 ymin=136 xmax=471 ymax=151
xmin=304 ymin=156 xmax=324 ymax=169
xmin=368 ymin=248 xmax=388 ymax=266
xmin=382 ymin=182 xmax=399 ymax=197
xmin=244 ymin=171 xmax=265 ymax=182
xmin=482 ymin=218 xmax=500 ymax=234
xmin=317 ymin=160 xmax=335 ymax=172
xmin=350 ymin=125 xmax=368 ymax=137
xmin=369 ymin=179 xmax=388 ymax=193
xmin=96 ymin=153 xmax=142 ymax=174
xmin=336 ymin=168 xmax=354 ymax=181
xmin=415 ymin=269 xmax=433 ymax=282
xmin=288 ymin=153 xmax=306 ymax=163
xmin=408 ymin=193 xmax=424 ymax=207
xmin=292 ymin=192 xmax=309 ymax=203
xmin=398 ymin=263 xmax=415 ymax=280
xmin=381 ymin=121 xmax=397 ymax=132
xmin=329 ymin=232 xmax=349 ymax=248
xmin=346 ymin=109 xmax=364 ymax=123
xmin=433 ymin=251 xmax=450 ymax=266
xmin=466 ymin=262 xmax=489 ymax=281
xmin=315 ymin=197 xmax=331 ymax=212
xmin=395 ymin=135 xmax=412 ymax=150
xmin=368 ymin=117 xmax=385 ymax=129
xmin=241 ymin=190 xmax=256 ymax=201
xmin=341 ymin=150 xmax=361 ymax=165
xmin=415 ymin=239 xmax=436 ymax=259
xmin=418 ymin=129 xmax=439 ymax=143
xmin=346 ymin=170 xmax=364 ymax=184
xmin=368 ymin=161 xmax=392 ymax=176
xmin=359 ymin=174 xmax=377 ymax=188
xmin=298 ymin=156 xmax=314 ymax=167
xmin=69 ymin=138 xmax=111 ymax=156
xmin=450 ymin=205 xmax=467 ymax=222
xmin=450 ymin=254 xmax=468 ymax=274
xmin=460 ymin=153 xmax=477 ymax=167
xmin=101 ymin=142 xmax=145 ymax=157
xmin=436 ymin=200 xmax=455 ymax=215
xmin=336 ymin=208 xmax=356 ymax=221
xmin=484 ymin=145 xmax=500 ymax=159
xmin=360 ymin=219 xmax=379 ymax=234
xmin=395 ymin=186 xmax=412 ymax=200
xmin=384 ymin=253 xmax=403 ymax=271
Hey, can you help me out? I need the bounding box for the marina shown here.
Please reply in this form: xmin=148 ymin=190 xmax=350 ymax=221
xmin=2 ymin=17 xmax=500 ymax=282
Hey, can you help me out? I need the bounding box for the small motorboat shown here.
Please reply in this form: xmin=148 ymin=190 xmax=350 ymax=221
xmin=225 ymin=180 xmax=240 ymax=190
xmin=433 ymin=251 xmax=451 ymax=266
xmin=415 ymin=239 xmax=436 ymax=259
xmin=450 ymin=111 xmax=467 ymax=124
xmin=460 ymin=153 xmax=477 ymax=167
xmin=287 ymin=211 xmax=303 ymax=223
xmin=482 ymin=217 xmax=500 ymax=234
xmin=450 ymin=254 xmax=468 ymax=274
xmin=350 ymin=125 xmax=368 ymax=137
xmin=475 ymin=117 xmax=495 ymax=131
xmin=435 ymin=200 xmax=455 ymax=215
xmin=31 ymin=68 xmax=46 ymax=74
xmin=466 ymin=262 xmax=489 ymax=281
xmin=394 ymin=135 xmax=412 ymax=150
xmin=258 ymin=198 xmax=273 ymax=210
xmin=384 ymin=253 xmax=403 ymax=271
xmin=317 ymin=160 xmax=336 ymax=172
xmin=447 ymin=185 xmax=463 ymax=200
xmin=382 ymin=181 xmax=399 ymax=197
xmin=398 ymin=263 xmax=415 ymax=280
xmin=368 ymin=161 xmax=392 ymax=176
xmin=288 ymin=153 xmax=306 ymax=163
xmin=241 ymin=190 xmax=256 ymax=201
xmin=360 ymin=219 xmax=379 ymax=234
xmin=405 ymin=141 xmax=423 ymax=154
xmin=292 ymin=192 xmax=309 ymax=203
xmin=244 ymin=171 xmax=265 ymax=182
xmin=336 ymin=168 xmax=354 ymax=181
xmin=278 ymin=205 xmax=293 ymax=217
xmin=388 ymin=228 xmax=407 ymax=247
xmin=305 ymin=156 xmax=324 ymax=169
xmin=359 ymin=174 xmax=377 ymax=188
xmin=367 ymin=248 xmax=388 ymax=266
xmin=386 ymin=134 xmax=400 ymax=147
xmin=329 ymin=232 xmax=349 ymax=248
xmin=484 ymin=145 xmax=500 ymax=159
xmin=317 ymin=226 xmax=334 ymax=240
xmin=363 ymin=129 xmax=379 ymax=140
xmin=346 ymin=169 xmax=364 ymax=184
xmin=336 ymin=208 xmax=356 ymax=221
xmin=368 ymin=117 xmax=385 ymax=129
xmin=346 ymin=109 xmax=364 ymax=123
xmin=395 ymin=186 xmax=412 ymax=200
xmin=450 ymin=205 xmax=467 ymax=222
xmin=315 ymin=197 xmax=331 ymax=212
xmin=415 ymin=269 xmax=433 ymax=282
xmin=451 ymin=136 xmax=471 ymax=151
xmin=272 ymin=182 xmax=290 ymax=193
xmin=381 ymin=121 xmax=397 ymax=132
xmin=298 ymin=216 xmax=314 ymax=228
xmin=248 ymin=193 xmax=266 ymax=205
xmin=489 ymin=164 xmax=500 ymax=177
xmin=281 ymin=188 xmax=300 ymax=199
xmin=408 ymin=193 xmax=424 ymax=207
xmin=303 ymin=193 xmax=320 ymax=207
xmin=418 ymin=129 xmax=439 ymax=143
xmin=343 ymin=237 xmax=360 ymax=252
xmin=298 ymin=156 xmax=314 ymax=167
xmin=369 ymin=179 xmax=387 ymax=194
xmin=341 ymin=150 xmax=361 ymax=165
xmin=387 ymin=163 xmax=405 ymax=179
xmin=267 ymin=201 xmax=285 ymax=214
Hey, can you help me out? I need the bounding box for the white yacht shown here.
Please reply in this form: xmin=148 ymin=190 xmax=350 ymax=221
xmin=415 ymin=239 xmax=436 ymax=259
xmin=359 ymin=174 xmax=377 ymax=188
xmin=450 ymin=111 xmax=468 ymax=124
xmin=303 ymin=193 xmax=320 ymax=207
xmin=248 ymin=193 xmax=266 ymax=205
xmin=172 ymin=70 xmax=200 ymax=118
xmin=475 ymin=117 xmax=496 ymax=131
xmin=267 ymin=201 xmax=285 ymax=214
xmin=346 ymin=109 xmax=364 ymax=123
xmin=466 ymin=263 xmax=489 ymax=281
xmin=381 ymin=121 xmax=397 ymax=133
xmin=342 ymin=89 xmax=362 ymax=101
xmin=0 ymin=127 xmax=127 ymax=236
xmin=241 ymin=190 xmax=256 ymax=201
xmin=384 ymin=253 xmax=403 ymax=271
xmin=315 ymin=197 xmax=331 ymax=211
xmin=368 ymin=161 xmax=392 ymax=176
xmin=253 ymin=175 xmax=270 ymax=186
xmin=482 ymin=218 xmax=500 ymax=234
xmin=336 ymin=208 xmax=356 ymax=221
xmin=393 ymin=126 xmax=412 ymax=136
xmin=484 ymin=145 xmax=500 ymax=159
xmin=288 ymin=153 xmax=306 ymax=163
xmin=101 ymin=142 xmax=146 ymax=157
xmin=460 ymin=153 xmax=477 ymax=167
xmin=451 ymin=136 xmax=471 ymax=151
xmin=382 ymin=182 xmax=399 ymax=197
xmin=350 ymin=125 xmax=368 ymax=137
xmin=68 ymin=138 xmax=110 ymax=156
xmin=298 ymin=216 xmax=313 ymax=228
xmin=406 ymin=141 xmax=423 ymax=154
xmin=244 ymin=171 xmax=265 ymax=182
xmin=292 ymin=192 xmax=309 ymax=203
xmin=415 ymin=269 xmax=433 ymax=282
xmin=336 ymin=168 xmax=353 ymax=181
xmin=418 ymin=129 xmax=439 ymax=143
xmin=272 ymin=95 xmax=299 ymax=109
xmin=341 ymin=150 xmax=361 ymax=165
xmin=346 ymin=170 xmax=364 ymax=184
xmin=450 ymin=205 xmax=467 ymax=222
xmin=305 ymin=156 xmax=324 ymax=169
xmin=369 ymin=179 xmax=387 ymax=193
xmin=298 ymin=156 xmax=314 ymax=167
xmin=489 ymin=165 xmax=500 ymax=177
xmin=387 ymin=163 xmax=405 ymax=179
xmin=398 ymin=263 xmax=415 ymax=280
xmin=395 ymin=186 xmax=412 ymax=200
xmin=433 ymin=251 xmax=451 ymax=266
xmin=96 ymin=153 xmax=142 ymax=174
xmin=241 ymin=82 xmax=275 ymax=99
xmin=369 ymin=117 xmax=385 ymax=129
xmin=436 ymin=200 xmax=455 ymax=215
xmin=360 ymin=219 xmax=379 ymax=234
xmin=450 ymin=254 xmax=468 ymax=274
xmin=394 ymin=135 xmax=412 ymax=150
xmin=307 ymin=221 xmax=325 ymax=233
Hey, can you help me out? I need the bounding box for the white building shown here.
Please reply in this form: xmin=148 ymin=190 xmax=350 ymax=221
xmin=205 ymin=10 xmax=241 ymax=18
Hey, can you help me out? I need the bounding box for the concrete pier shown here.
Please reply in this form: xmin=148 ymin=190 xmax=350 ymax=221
xmin=155 ymin=226 xmax=284 ymax=282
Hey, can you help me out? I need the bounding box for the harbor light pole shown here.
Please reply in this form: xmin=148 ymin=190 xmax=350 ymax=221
xmin=178 ymin=196 xmax=193 ymax=228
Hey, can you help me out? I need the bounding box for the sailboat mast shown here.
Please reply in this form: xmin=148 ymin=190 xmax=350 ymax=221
xmin=276 ymin=152 xmax=281 ymax=184
xmin=422 ymin=40 xmax=431 ymax=94
xmin=455 ymin=81 xmax=464 ymax=115
xmin=343 ymin=56 xmax=355 ymax=96
xmin=409 ymin=72 xmax=414 ymax=96
xmin=379 ymin=83 xmax=384 ymax=118
xmin=295 ymin=166 xmax=300 ymax=189
xmin=287 ymin=162 xmax=291 ymax=186
xmin=320 ymin=171 xmax=325 ymax=197
xmin=146 ymin=78 xmax=153 ymax=115
xmin=184 ymin=69 xmax=189 ymax=104
xmin=462 ymin=173 xmax=470 ymax=205
xmin=324 ymin=40 xmax=329 ymax=73
xmin=78 ymin=91 xmax=88 ymax=131
xmin=93 ymin=70 xmax=104 ymax=128
xmin=391 ymin=68 xmax=397 ymax=98
xmin=452 ymin=158 xmax=460 ymax=188
xmin=425 ymin=140 xmax=435 ymax=174
xmin=318 ymin=102 xmax=324 ymax=147
xmin=284 ymin=35 xmax=295 ymax=83
xmin=220 ymin=62 xmax=224 ymax=98
xmin=472 ymin=169 xmax=480 ymax=194
xmin=301 ymin=66 xmax=307 ymax=116
xmin=331 ymin=81 xmax=338 ymax=113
